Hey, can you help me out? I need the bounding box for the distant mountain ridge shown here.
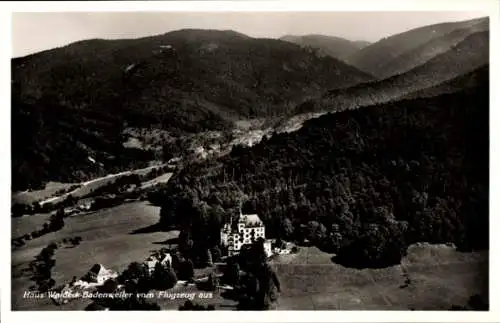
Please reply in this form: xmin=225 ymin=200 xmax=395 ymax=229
xmin=11 ymin=19 xmax=490 ymax=191
xmin=345 ymin=16 xmax=488 ymax=78
xmin=280 ymin=34 xmax=371 ymax=61
xmin=297 ymin=30 xmax=489 ymax=114
xmin=13 ymin=29 xmax=374 ymax=124
xmin=12 ymin=28 xmax=374 ymax=190
xmin=371 ymin=19 xmax=488 ymax=79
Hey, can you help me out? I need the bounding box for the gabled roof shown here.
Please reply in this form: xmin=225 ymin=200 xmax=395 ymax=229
xmin=89 ymin=264 xmax=105 ymax=274
xmin=239 ymin=214 xmax=263 ymax=227
xmin=86 ymin=264 xmax=116 ymax=279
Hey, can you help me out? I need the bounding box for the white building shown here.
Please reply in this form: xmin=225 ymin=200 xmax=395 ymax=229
xmin=145 ymin=253 xmax=172 ymax=274
xmin=221 ymin=210 xmax=272 ymax=257
xmin=83 ymin=264 xmax=118 ymax=285
xmin=161 ymin=253 xmax=172 ymax=267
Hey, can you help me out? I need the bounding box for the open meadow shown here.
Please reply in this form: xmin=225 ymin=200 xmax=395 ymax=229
xmin=12 ymin=164 xmax=168 ymax=207
xmin=130 ymin=244 xmax=488 ymax=311
xmin=11 ymin=201 xmax=487 ymax=311
xmin=12 ymin=182 xmax=76 ymax=205
xmin=11 ymin=201 xmax=179 ymax=310
xmin=271 ymin=245 xmax=488 ymax=310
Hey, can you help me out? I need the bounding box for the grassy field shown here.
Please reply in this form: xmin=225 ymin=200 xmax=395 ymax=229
xmin=12 ymin=182 xmax=76 ymax=205
xmin=11 ymin=201 xmax=488 ymax=311
xmin=270 ymin=245 xmax=488 ymax=310
xmin=12 ymin=164 xmax=168 ymax=207
xmin=139 ymin=244 xmax=488 ymax=311
xmin=12 ymin=214 xmax=52 ymax=238
xmin=11 ymin=201 xmax=179 ymax=311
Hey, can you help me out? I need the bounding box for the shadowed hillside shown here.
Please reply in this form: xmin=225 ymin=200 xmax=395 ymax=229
xmin=12 ymin=29 xmax=374 ymax=191
xmin=345 ymin=17 xmax=488 ymax=78
xmin=13 ymin=29 xmax=374 ymax=123
xmin=296 ymin=31 xmax=489 ymax=115
xmin=150 ymin=78 xmax=489 ymax=269
xmin=403 ymin=65 xmax=489 ymax=100
xmin=371 ymin=19 xmax=488 ymax=79
xmin=280 ymin=34 xmax=371 ymax=62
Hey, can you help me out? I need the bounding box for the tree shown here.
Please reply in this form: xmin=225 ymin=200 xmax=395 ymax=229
xmin=178 ymin=230 xmax=194 ymax=256
xmin=64 ymin=194 xmax=76 ymax=207
xmin=152 ymin=262 xmax=178 ymax=290
xmin=223 ymin=261 xmax=240 ymax=286
xmin=12 ymin=203 xmax=25 ymax=217
xmin=206 ymin=249 xmax=213 ymax=267
xmin=182 ymin=259 xmax=195 ymax=282
xmin=165 ymin=267 xmax=178 ymax=289
xmin=152 ymin=262 xmax=168 ymax=289
xmin=240 ymin=273 xmax=260 ymax=309
xmin=238 ymin=262 xmax=281 ymax=310
xmin=32 ymin=202 xmax=41 ymax=214
xmin=38 ymin=278 xmax=56 ymax=293
xmin=71 ymin=237 xmax=82 ymax=246
xmin=99 ymin=279 xmax=118 ymax=294
xmin=253 ymin=263 xmax=281 ymax=310
xmin=48 ymin=242 xmax=58 ymax=251
xmin=274 ymin=237 xmax=286 ymax=250
xmin=335 ymin=223 xmax=407 ymax=268
xmin=281 ymin=217 xmax=294 ymax=239
xmin=206 ymin=272 xmax=219 ymax=291
xmin=307 ymin=221 xmax=327 ymax=244
xmin=171 ymin=252 xmax=184 ymax=274
xmin=159 ymin=205 xmax=175 ymax=228
xmin=120 ymin=261 xmax=149 ymax=283
xmin=49 ymin=210 xmax=65 ymax=231
xmin=209 ymin=205 xmax=224 ymax=229
xmin=211 ymin=246 xmax=222 ymax=263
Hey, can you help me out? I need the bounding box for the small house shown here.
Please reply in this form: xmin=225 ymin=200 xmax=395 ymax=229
xmin=82 ymin=264 xmax=118 ymax=285
xmin=160 ymin=253 xmax=172 ymax=267
xmin=145 ymin=253 xmax=172 ymax=274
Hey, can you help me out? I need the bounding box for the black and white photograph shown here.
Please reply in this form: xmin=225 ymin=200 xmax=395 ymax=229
xmin=4 ymin=0 xmax=498 ymax=318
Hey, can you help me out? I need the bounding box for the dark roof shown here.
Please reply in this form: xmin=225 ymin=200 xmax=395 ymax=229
xmin=88 ymin=264 xmax=102 ymax=274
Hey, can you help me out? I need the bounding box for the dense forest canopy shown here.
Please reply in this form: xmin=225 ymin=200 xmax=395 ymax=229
xmin=11 ymin=29 xmax=376 ymax=191
xmin=152 ymin=83 xmax=489 ymax=268
xmin=280 ymin=34 xmax=371 ymax=61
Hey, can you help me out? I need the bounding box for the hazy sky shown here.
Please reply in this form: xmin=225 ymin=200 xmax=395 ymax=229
xmin=12 ymin=11 xmax=487 ymax=57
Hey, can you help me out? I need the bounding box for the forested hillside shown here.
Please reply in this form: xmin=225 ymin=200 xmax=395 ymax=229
xmin=151 ymin=82 xmax=489 ymax=268
xmin=345 ymin=17 xmax=487 ymax=77
xmin=11 ymin=83 xmax=154 ymax=191
xmin=371 ymin=19 xmax=488 ymax=79
xmin=403 ymin=65 xmax=489 ymax=100
xmin=12 ymin=29 xmax=374 ymax=191
xmin=280 ymin=34 xmax=371 ymax=61
xmin=296 ymin=31 xmax=489 ymax=115
xmin=13 ymin=29 xmax=373 ymax=124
